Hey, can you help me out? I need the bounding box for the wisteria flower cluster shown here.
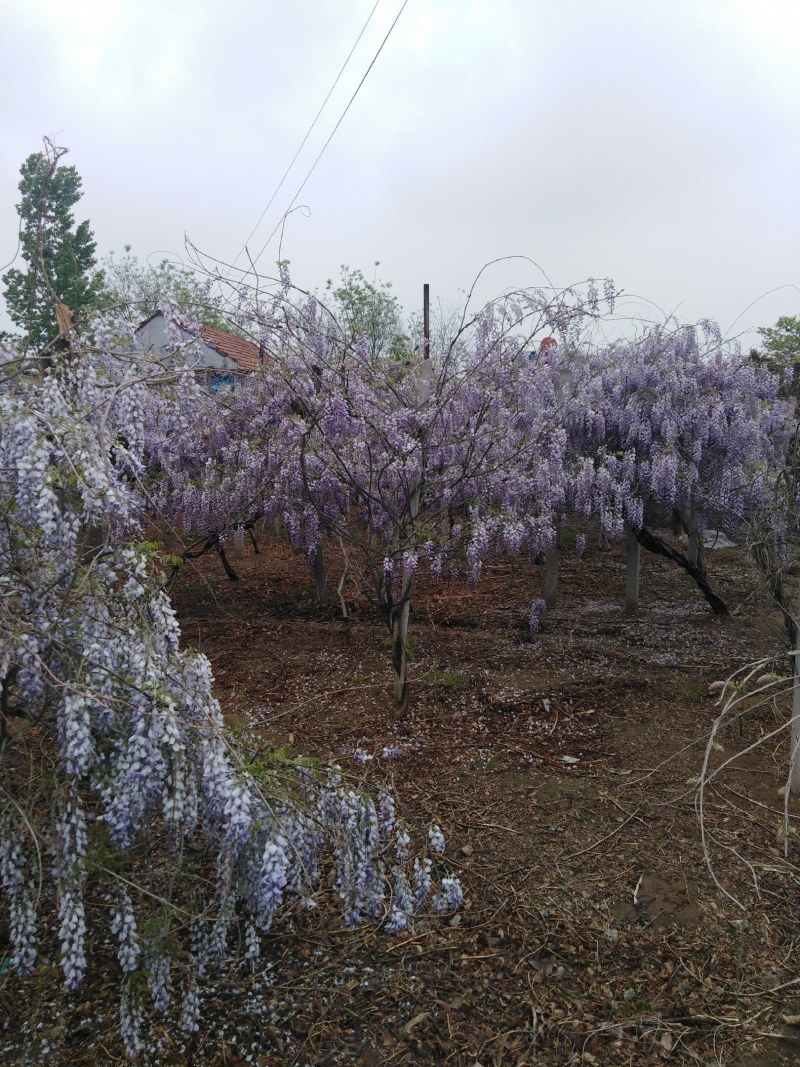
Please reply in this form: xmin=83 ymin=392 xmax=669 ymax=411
xmin=0 ymin=334 xmax=462 ymax=1058
xmin=131 ymin=279 xmax=791 ymax=696
xmin=565 ymin=324 xmax=791 ymax=541
xmin=2 ymin=275 xmax=793 ymax=1059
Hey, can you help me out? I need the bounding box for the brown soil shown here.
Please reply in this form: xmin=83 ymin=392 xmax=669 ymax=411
xmin=4 ymin=527 xmax=800 ymax=1066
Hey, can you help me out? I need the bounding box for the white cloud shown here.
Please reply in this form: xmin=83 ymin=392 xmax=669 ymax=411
xmin=0 ymin=0 xmax=797 ymax=341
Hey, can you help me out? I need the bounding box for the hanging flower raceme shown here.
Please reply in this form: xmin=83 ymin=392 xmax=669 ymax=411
xmin=0 ymin=331 xmax=462 ymax=1057
xmin=566 ymin=326 xmax=791 ymax=539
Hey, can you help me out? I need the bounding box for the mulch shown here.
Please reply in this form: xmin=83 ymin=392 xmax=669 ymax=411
xmin=3 ymin=524 xmax=800 ymax=1065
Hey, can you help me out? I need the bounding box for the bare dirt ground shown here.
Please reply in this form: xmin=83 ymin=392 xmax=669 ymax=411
xmin=3 ymin=525 xmax=800 ymax=1066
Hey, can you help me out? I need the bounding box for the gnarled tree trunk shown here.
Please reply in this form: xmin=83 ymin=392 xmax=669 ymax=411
xmin=635 ymin=525 xmax=728 ymax=615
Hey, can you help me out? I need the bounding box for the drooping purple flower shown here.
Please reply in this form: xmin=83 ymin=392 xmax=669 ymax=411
xmin=0 ymin=833 xmax=38 ymax=974
xmin=529 ymin=598 xmax=547 ymax=637
xmin=433 ymin=876 xmax=464 ymax=913
xmin=110 ymin=887 xmax=140 ymax=973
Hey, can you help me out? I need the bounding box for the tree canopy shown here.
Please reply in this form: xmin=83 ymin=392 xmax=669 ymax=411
xmin=3 ymin=261 xmax=799 ymax=1056
xmin=758 ymin=315 xmax=800 ymax=375
xmin=1 ymin=143 xmax=105 ymax=349
xmin=99 ymin=247 xmax=232 ymax=331
xmin=326 ymin=264 xmax=411 ymax=361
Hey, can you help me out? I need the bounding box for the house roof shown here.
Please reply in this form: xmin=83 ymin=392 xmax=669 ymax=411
xmin=135 ymin=311 xmax=266 ymax=372
xmin=199 ymin=324 xmax=261 ymax=372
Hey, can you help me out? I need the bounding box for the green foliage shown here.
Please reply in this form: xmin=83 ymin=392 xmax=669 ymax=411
xmin=776 ymin=822 xmax=797 ymax=845
xmin=684 ymin=681 xmax=709 ymax=703
xmin=2 ymin=146 xmax=105 ymax=349
xmin=326 ymin=264 xmax=412 ymax=361
xmin=140 ymin=906 xmax=180 ymax=959
xmin=129 ymin=538 xmax=183 ymax=582
xmin=426 ymin=668 xmax=466 ymax=692
xmin=99 ymin=247 xmax=233 ymax=331
xmin=331 ymin=671 xmax=367 ymax=687
xmin=85 ymin=821 xmax=135 ymax=877
xmin=242 ymin=743 xmax=297 ymax=791
xmin=756 ymin=316 xmax=800 ymax=391
xmin=383 ymin=632 xmax=415 ymax=660
xmin=0 ymin=330 xmax=22 ymax=350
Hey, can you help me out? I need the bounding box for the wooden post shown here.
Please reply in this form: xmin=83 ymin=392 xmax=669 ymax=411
xmin=419 ymin=356 xmax=433 ymax=401
xmin=311 ymin=544 xmax=328 ymax=606
xmin=681 ymin=507 xmax=701 ymax=568
xmin=625 ymin=527 xmax=640 ymax=613
xmin=791 ymin=586 xmax=800 ymax=796
xmin=544 ymin=535 xmax=560 ymax=609
xmin=233 ymin=527 xmax=245 ymax=560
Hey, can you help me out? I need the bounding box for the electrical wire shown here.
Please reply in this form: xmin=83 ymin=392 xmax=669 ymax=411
xmin=249 ymin=0 xmax=410 ymax=269
xmin=225 ymin=1 xmax=383 ymax=281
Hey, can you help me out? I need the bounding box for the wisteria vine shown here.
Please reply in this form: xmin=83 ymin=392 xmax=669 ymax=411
xmin=0 ymin=331 xmax=462 ymax=1058
xmin=1 ymin=266 xmax=793 ymax=1059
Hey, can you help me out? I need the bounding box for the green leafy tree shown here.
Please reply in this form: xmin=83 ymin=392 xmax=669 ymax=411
xmin=2 ymin=143 xmax=105 ymax=349
xmin=99 ymin=246 xmax=233 ymax=331
xmin=326 ymin=264 xmax=411 ymax=361
xmin=758 ymin=315 xmax=800 ymax=376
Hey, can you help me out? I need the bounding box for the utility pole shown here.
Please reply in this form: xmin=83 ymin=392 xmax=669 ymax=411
xmin=423 ymin=282 xmax=430 ymax=361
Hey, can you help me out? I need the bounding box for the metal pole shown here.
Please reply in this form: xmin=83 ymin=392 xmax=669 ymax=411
xmin=423 ymin=283 xmax=430 ymax=361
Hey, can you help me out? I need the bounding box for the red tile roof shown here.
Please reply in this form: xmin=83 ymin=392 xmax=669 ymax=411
xmin=199 ymin=324 xmax=262 ymax=372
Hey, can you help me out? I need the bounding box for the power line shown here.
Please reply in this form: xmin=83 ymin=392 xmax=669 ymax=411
xmin=225 ymin=1 xmax=383 ymax=281
xmin=250 ymin=0 xmax=410 ymax=269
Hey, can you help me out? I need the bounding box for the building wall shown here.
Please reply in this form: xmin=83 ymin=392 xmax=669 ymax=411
xmin=135 ymin=313 xmax=238 ymax=372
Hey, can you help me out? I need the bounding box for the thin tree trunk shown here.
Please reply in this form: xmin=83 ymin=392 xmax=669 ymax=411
xmin=233 ymin=527 xmax=245 ymax=559
xmin=625 ymin=526 xmax=640 ymax=613
xmin=390 ymin=359 xmax=432 ymax=712
xmin=750 ymin=539 xmax=798 ymax=648
xmin=246 ymin=523 xmax=260 ymax=554
xmin=390 ymin=588 xmax=413 ymax=711
xmin=311 ymin=543 xmax=328 ymax=606
xmin=544 ymin=535 xmax=560 ymax=609
xmin=679 ymin=507 xmax=704 ymax=571
xmin=336 ymin=549 xmax=351 ymax=644
xmin=635 ymin=525 xmax=727 ymax=615
xmin=215 ymin=537 xmax=240 ymax=582
xmin=791 ymin=586 xmax=800 ymax=797
xmin=678 ymin=507 xmax=708 ymax=576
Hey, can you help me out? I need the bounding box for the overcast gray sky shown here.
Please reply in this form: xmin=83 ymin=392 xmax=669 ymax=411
xmin=1 ymin=0 xmax=798 ymax=345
